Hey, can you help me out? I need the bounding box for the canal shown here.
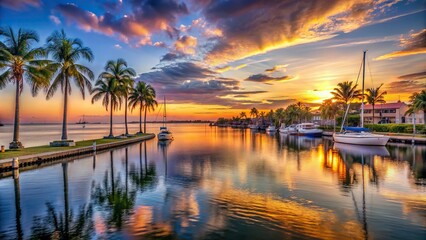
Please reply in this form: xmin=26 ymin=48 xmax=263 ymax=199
xmin=0 ymin=124 xmax=425 ymax=239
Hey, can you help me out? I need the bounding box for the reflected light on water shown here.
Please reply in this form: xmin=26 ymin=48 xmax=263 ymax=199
xmin=0 ymin=124 xmax=424 ymax=239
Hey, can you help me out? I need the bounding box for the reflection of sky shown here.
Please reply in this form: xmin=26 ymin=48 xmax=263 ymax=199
xmin=0 ymin=125 xmax=425 ymax=238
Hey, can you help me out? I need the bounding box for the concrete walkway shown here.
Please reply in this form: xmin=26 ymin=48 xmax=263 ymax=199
xmin=0 ymin=134 xmax=155 ymax=173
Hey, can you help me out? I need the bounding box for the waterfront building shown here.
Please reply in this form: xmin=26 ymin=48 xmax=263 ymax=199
xmin=363 ymin=101 xmax=424 ymax=124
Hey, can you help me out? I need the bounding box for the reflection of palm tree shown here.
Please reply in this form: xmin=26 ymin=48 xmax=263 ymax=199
xmin=130 ymin=142 xmax=157 ymax=191
xmin=30 ymin=162 xmax=93 ymax=239
xmin=14 ymin=173 xmax=23 ymax=240
xmin=91 ymin=150 xmax=136 ymax=230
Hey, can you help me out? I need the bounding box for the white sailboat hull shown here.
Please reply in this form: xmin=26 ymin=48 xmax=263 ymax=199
xmin=158 ymin=132 xmax=174 ymax=141
xmin=333 ymin=132 xmax=389 ymax=146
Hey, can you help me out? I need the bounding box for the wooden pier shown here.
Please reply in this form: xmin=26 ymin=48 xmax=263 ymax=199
xmin=0 ymin=134 xmax=155 ymax=176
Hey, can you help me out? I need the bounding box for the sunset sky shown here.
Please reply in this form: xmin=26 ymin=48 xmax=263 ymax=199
xmin=0 ymin=0 xmax=425 ymax=123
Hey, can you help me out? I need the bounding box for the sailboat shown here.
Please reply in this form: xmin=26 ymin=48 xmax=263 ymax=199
xmin=76 ymin=115 xmax=88 ymax=124
xmin=333 ymin=51 xmax=389 ymax=146
xmin=158 ymin=97 xmax=174 ymax=141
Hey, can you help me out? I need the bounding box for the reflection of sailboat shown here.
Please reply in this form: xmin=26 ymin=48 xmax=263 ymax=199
xmin=334 ymin=143 xmax=390 ymax=157
xmin=333 ymin=51 xmax=389 ymax=146
xmin=158 ymin=97 xmax=174 ymax=141
xmin=158 ymin=140 xmax=172 ymax=178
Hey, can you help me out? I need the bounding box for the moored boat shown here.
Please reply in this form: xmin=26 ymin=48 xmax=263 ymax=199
xmin=295 ymin=123 xmax=323 ymax=136
xmin=332 ymin=51 xmax=389 ymax=146
xmin=333 ymin=127 xmax=389 ymax=146
xmin=279 ymin=124 xmax=297 ymax=134
xmin=266 ymin=125 xmax=276 ymax=133
xmin=158 ymin=97 xmax=174 ymax=141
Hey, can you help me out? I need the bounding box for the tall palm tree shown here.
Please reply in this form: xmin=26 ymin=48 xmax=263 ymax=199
xmin=0 ymin=27 xmax=51 ymax=149
xmin=128 ymin=81 xmax=157 ymax=133
xmin=102 ymin=59 xmax=136 ymax=136
xmin=143 ymin=96 xmax=158 ymax=133
xmin=365 ymin=83 xmax=387 ymax=124
xmin=91 ymin=75 xmax=122 ymax=138
xmin=45 ymin=30 xmax=94 ymax=141
xmin=250 ymin=107 xmax=258 ymax=119
xmin=405 ymin=90 xmax=426 ymax=127
xmin=331 ymin=81 xmax=362 ymax=109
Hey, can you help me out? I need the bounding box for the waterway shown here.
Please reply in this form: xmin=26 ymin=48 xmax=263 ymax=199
xmin=0 ymin=124 xmax=425 ymax=239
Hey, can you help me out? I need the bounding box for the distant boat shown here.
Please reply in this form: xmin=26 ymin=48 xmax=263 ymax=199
xmin=76 ymin=115 xmax=88 ymax=124
xmin=266 ymin=125 xmax=277 ymax=133
xmin=333 ymin=51 xmax=389 ymax=146
xmin=158 ymin=97 xmax=174 ymax=141
xmin=295 ymin=123 xmax=323 ymax=136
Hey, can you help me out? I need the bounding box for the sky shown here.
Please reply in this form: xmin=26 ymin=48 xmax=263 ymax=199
xmin=0 ymin=0 xmax=425 ymax=123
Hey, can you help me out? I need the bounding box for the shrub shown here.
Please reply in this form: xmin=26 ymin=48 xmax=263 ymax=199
xmin=365 ymin=124 xmax=425 ymax=134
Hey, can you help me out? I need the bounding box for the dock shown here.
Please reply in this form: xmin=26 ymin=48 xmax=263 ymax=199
xmin=323 ymin=131 xmax=426 ymax=144
xmin=0 ymin=134 xmax=155 ymax=176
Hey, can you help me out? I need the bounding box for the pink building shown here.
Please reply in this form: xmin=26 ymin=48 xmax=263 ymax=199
xmin=363 ymin=101 xmax=424 ymax=124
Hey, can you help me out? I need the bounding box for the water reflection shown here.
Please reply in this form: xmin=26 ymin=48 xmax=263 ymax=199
xmin=30 ymin=162 xmax=93 ymax=239
xmin=0 ymin=126 xmax=425 ymax=239
xmin=91 ymin=150 xmax=136 ymax=234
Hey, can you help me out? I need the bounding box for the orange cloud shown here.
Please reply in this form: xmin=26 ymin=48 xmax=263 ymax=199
xmin=174 ymin=35 xmax=198 ymax=55
xmin=376 ymin=29 xmax=426 ymax=60
xmin=200 ymin=0 xmax=399 ymax=64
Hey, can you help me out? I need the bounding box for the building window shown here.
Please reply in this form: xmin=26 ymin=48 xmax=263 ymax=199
xmin=390 ymin=109 xmax=396 ymax=113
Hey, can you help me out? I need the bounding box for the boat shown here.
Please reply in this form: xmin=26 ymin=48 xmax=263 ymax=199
xmin=333 ymin=51 xmax=389 ymax=146
xmin=279 ymin=124 xmax=297 ymax=134
xmin=158 ymin=97 xmax=174 ymax=141
xmin=266 ymin=125 xmax=276 ymax=133
xmin=76 ymin=115 xmax=88 ymax=124
xmin=295 ymin=123 xmax=323 ymax=136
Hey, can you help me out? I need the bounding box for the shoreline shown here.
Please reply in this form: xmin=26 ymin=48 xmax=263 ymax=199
xmin=0 ymin=134 xmax=155 ymax=175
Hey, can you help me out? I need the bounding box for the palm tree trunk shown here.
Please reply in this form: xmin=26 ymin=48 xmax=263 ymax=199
xmin=124 ymin=97 xmax=128 ymax=135
xmin=61 ymin=79 xmax=68 ymax=140
xmin=144 ymin=107 xmax=147 ymax=134
xmin=139 ymin=104 xmax=142 ymax=133
xmin=11 ymin=78 xmax=21 ymax=148
xmin=109 ymin=100 xmax=113 ymax=137
xmin=423 ymin=109 xmax=426 ymax=127
xmin=372 ymin=104 xmax=375 ymax=124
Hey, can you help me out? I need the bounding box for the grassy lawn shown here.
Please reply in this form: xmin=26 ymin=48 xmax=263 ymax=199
xmin=0 ymin=134 xmax=149 ymax=160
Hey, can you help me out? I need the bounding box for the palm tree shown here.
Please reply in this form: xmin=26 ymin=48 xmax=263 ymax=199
xmin=320 ymin=99 xmax=340 ymax=131
xmin=0 ymin=27 xmax=51 ymax=149
xmin=45 ymin=30 xmax=94 ymax=141
xmin=102 ymin=59 xmax=136 ymax=136
xmin=405 ymin=90 xmax=426 ymax=127
xmin=91 ymin=74 xmax=122 ymax=138
xmin=365 ymin=83 xmax=387 ymax=124
xmin=128 ymin=81 xmax=157 ymax=134
xmin=331 ymin=81 xmax=362 ymax=109
xmin=250 ymin=107 xmax=258 ymax=119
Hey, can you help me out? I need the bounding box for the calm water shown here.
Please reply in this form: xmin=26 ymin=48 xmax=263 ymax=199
xmin=0 ymin=124 xmax=425 ymax=239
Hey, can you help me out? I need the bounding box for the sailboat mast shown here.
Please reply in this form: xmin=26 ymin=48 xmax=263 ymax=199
xmin=361 ymin=51 xmax=366 ymax=128
xmin=163 ymin=96 xmax=166 ymax=127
